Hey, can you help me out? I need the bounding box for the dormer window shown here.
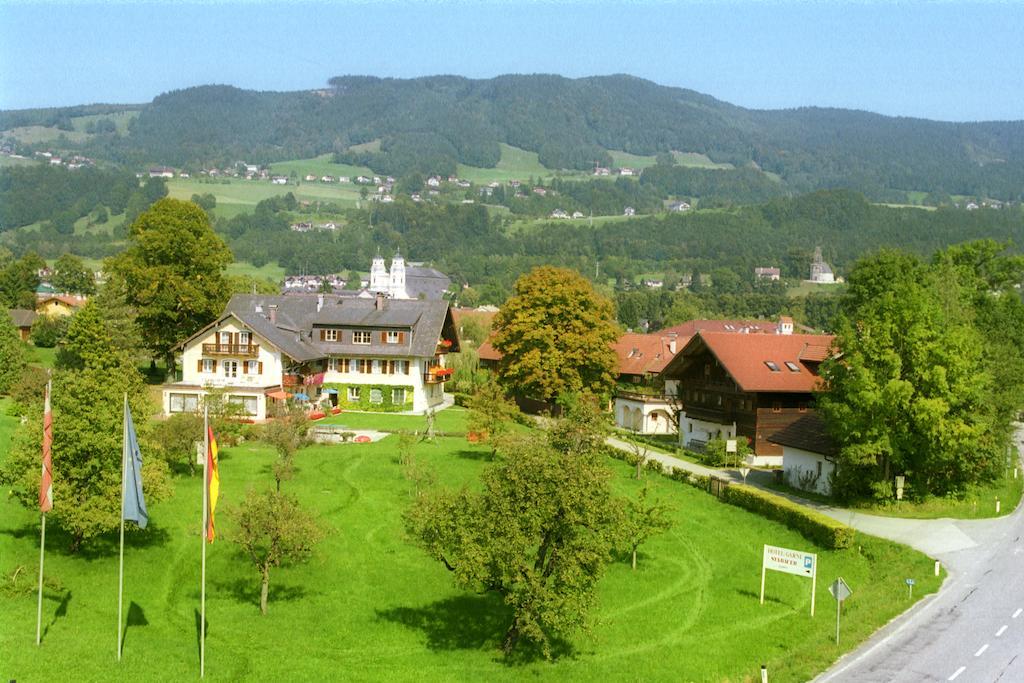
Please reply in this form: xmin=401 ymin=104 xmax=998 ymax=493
xmin=353 ymin=331 xmax=371 ymax=345
xmin=324 ymin=329 xmax=338 ymax=342
xmin=785 ymin=361 xmax=800 ymax=372
xmin=386 ymin=331 xmax=400 ymax=344
xmin=764 ymin=361 xmax=780 ymax=372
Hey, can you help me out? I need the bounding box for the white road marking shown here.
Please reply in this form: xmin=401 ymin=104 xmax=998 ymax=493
xmin=1014 ymin=608 xmax=1023 ymax=619
xmin=975 ymin=643 xmax=989 ymax=657
xmin=948 ymin=666 xmax=966 ymax=681
xmin=996 ymin=625 xmax=1008 ymax=637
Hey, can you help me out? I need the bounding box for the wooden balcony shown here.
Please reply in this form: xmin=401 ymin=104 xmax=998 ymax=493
xmin=202 ymin=343 xmax=259 ymax=357
xmin=423 ymin=367 xmax=453 ymax=384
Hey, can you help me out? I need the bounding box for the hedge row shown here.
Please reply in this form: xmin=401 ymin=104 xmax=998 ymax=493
xmin=601 ymin=445 xmax=854 ymax=550
xmin=720 ymin=485 xmax=855 ymax=549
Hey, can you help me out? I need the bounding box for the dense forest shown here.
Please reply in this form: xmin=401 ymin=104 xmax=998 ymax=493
xmin=5 ymin=74 xmax=1023 ymax=200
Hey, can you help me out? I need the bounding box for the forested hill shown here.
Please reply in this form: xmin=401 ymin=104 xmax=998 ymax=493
xmin=9 ymin=74 xmax=1024 ymax=200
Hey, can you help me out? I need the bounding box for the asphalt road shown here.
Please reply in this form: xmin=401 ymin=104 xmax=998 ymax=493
xmin=815 ymin=427 xmax=1024 ymax=683
xmin=605 ymin=430 xmax=1024 ymax=682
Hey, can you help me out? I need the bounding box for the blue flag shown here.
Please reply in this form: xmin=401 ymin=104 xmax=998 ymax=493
xmin=123 ymin=404 xmax=148 ymax=529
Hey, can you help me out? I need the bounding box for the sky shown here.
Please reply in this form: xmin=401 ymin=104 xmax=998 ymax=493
xmin=1 ymin=1 xmax=1022 ymax=122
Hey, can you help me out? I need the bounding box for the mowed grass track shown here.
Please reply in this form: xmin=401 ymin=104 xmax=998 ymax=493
xmin=1 ymin=418 xmax=942 ymax=681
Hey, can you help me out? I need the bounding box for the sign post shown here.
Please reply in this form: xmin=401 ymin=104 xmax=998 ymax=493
xmin=905 ymin=577 xmax=915 ymax=600
xmin=760 ymin=544 xmax=817 ymax=616
xmin=828 ymin=577 xmax=852 ymax=644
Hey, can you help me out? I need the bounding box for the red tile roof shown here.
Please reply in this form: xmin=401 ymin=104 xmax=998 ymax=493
xmin=477 ymin=338 xmax=502 ymax=362
xmin=614 ymin=333 xmax=680 ymax=376
xmin=663 ymin=331 xmax=836 ymax=393
xmin=659 ymin=319 xmax=781 ymax=337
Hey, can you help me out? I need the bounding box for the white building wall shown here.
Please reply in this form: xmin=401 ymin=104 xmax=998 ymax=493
xmin=320 ymin=356 xmax=444 ymax=414
xmin=179 ymin=321 xmax=284 ymax=387
xmin=614 ymin=396 xmax=675 ymax=435
xmin=679 ymin=412 xmax=737 ymax=447
xmin=782 ymin=447 xmax=835 ymax=495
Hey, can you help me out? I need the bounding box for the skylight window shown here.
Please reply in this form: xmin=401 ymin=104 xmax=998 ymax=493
xmin=764 ymin=361 xmax=780 ymax=372
xmin=785 ymin=361 xmax=800 ymax=372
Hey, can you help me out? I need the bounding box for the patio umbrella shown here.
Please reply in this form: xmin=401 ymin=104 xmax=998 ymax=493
xmin=292 ymin=392 xmax=309 ymax=401
xmin=322 ymin=388 xmax=338 ymax=394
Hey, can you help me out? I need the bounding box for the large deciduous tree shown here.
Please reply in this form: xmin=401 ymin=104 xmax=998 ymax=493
xmin=492 ymin=266 xmax=619 ymax=401
xmin=110 ymin=198 xmax=232 ymax=372
xmin=230 ymin=489 xmax=324 ymax=615
xmin=405 ymin=401 xmax=624 ymax=657
xmin=52 ymin=253 xmax=96 ymax=295
xmin=818 ymin=249 xmax=999 ymax=501
xmin=0 ymin=307 xmax=27 ymax=394
xmin=0 ymin=313 xmax=170 ymax=550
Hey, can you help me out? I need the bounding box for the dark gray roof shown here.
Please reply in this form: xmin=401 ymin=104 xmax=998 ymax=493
xmin=768 ymin=413 xmax=837 ymax=456
xmin=404 ymin=265 xmax=451 ymax=300
xmin=8 ymin=308 xmax=37 ymax=328
xmin=200 ymin=293 xmax=452 ymax=362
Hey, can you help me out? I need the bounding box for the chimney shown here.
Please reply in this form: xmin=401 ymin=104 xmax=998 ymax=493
xmin=268 ymin=304 xmax=278 ymax=324
xmin=375 ymin=291 xmax=385 ymax=311
xmin=667 ymin=333 xmax=677 ymax=354
xmin=317 ymin=294 xmax=324 ymax=312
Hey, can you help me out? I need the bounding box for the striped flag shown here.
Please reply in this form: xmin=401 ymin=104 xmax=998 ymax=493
xmin=39 ymin=381 xmax=53 ymax=513
xmin=206 ymin=426 xmax=220 ymax=542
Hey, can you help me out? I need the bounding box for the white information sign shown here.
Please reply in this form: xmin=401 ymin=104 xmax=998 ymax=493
xmin=760 ymin=544 xmax=818 ymax=616
xmin=726 ymin=439 xmax=737 ymax=453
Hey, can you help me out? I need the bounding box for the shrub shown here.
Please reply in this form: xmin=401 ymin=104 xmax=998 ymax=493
xmin=30 ymin=315 xmax=69 ymax=348
xmin=720 ymin=485 xmax=855 ymax=549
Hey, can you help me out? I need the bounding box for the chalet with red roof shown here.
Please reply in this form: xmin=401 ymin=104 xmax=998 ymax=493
xmin=660 ymin=330 xmax=834 ymax=465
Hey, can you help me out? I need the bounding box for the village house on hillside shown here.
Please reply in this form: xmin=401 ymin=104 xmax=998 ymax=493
xmin=163 ymin=292 xmax=460 ymax=420
xmin=660 ymin=327 xmax=834 ymax=465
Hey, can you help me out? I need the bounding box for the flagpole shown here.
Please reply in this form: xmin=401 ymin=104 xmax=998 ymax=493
xmin=117 ymin=393 xmax=127 ymax=660
xmin=201 ymin=406 xmax=209 ymax=678
xmin=36 ymin=376 xmax=52 ymax=647
xmin=36 ymin=512 xmax=45 ymax=645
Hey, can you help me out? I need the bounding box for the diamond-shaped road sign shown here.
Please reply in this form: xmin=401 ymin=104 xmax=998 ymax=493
xmin=829 ymin=577 xmax=852 ymax=602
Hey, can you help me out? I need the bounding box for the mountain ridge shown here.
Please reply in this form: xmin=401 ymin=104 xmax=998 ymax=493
xmin=2 ymin=73 xmax=1022 ymax=200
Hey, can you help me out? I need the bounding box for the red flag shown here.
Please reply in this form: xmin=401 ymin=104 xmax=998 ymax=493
xmin=206 ymin=426 xmax=220 ymax=542
xmin=39 ymin=381 xmax=53 ymax=513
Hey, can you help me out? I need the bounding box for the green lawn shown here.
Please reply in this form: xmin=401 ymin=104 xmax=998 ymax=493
xmin=319 ymin=406 xmax=469 ymax=433
xmin=763 ymin=469 xmax=1023 ymax=520
xmin=0 ymin=413 xmax=945 ymax=682
xmin=26 ymin=344 xmax=57 ymax=369
xmin=852 ymin=473 xmax=1024 ymax=520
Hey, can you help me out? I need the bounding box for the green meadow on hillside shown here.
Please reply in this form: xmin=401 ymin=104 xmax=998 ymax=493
xmin=457 ymin=144 xmax=555 ymax=184
xmin=0 ymin=407 xmax=943 ymax=682
xmin=166 ymin=177 xmax=365 ymax=218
